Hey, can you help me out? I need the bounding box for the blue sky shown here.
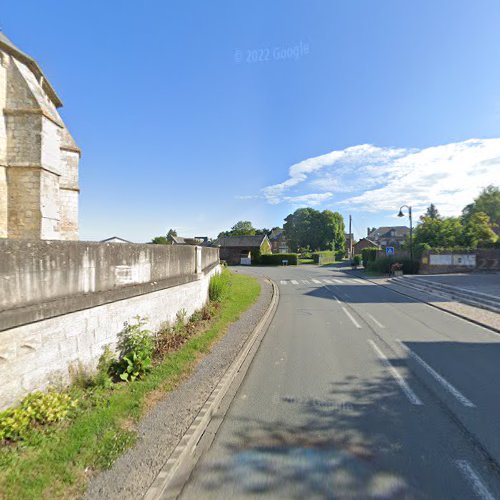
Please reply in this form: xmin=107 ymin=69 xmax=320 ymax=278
xmin=2 ymin=1 xmax=500 ymax=241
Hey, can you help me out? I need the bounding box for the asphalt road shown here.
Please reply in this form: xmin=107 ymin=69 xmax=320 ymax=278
xmin=177 ymin=265 xmax=500 ymax=499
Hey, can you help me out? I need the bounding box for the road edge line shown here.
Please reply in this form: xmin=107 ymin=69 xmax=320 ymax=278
xmin=143 ymin=278 xmax=280 ymax=500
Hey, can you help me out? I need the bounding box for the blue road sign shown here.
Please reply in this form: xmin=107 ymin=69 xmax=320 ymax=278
xmin=386 ymin=247 xmax=395 ymax=256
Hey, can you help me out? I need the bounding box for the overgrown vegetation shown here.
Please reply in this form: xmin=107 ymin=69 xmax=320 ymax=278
xmin=208 ymin=270 xmax=231 ymax=302
xmin=361 ymin=247 xmax=379 ymax=267
xmin=259 ymin=253 xmax=299 ymax=265
xmin=0 ymin=270 xmax=260 ymax=500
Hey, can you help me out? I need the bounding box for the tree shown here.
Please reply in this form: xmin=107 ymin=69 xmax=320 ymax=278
xmin=461 ymin=212 xmax=498 ymax=248
xmin=284 ymin=208 xmax=345 ymax=252
xmin=423 ymin=204 xmax=440 ymax=220
xmin=151 ymin=228 xmax=177 ymax=245
xmin=218 ymin=221 xmax=257 ymax=238
xmin=413 ymin=216 xmax=462 ymax=248
xmin=462 ymin=185 xmax=500 ymax=229
xmin=167 ymin=228 xmax=177 ymax=239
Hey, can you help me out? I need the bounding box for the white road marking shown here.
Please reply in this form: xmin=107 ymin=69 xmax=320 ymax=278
xmin=280 ymin=280 xmax=287 ymax=285
xmin=368 ymin=313 xmax=385 ymax=329
xmin=311 ymin=279 xmax=322 ymax=284
xmin=368 ymin=340 xmax=423 ymax=406
xmin=291 ymin=280 xmax=299 ymax=285
xmin=354 ymin=278 xmax=366 ymax=284
xmin=302 ymin=280 xmax=310 ymax=284
xmin=333 ymin=279 xmax=344 ymax=284
xmin=398 ymin=341 xmax=476 ymax=408
xmin=341 ymin=307 xmax=362 ymax=329
xmin=323 ymin=278 xmax=334 ymax=284
xmin=455 ymin=460 xmax=495 ymax=500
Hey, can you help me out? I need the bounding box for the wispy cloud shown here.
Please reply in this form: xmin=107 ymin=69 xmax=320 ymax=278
xmin=260 ymin=138 xmax=500 ymax=216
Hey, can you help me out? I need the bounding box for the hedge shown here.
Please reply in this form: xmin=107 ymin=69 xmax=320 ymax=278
xmin=361 ymin=247 xmax=379 ymax=267
xmin=312 ymin=251 xmax=335 ymax=264
xmin=366 ymin=257 xmax=419 ymax=274
xmin=259 ymin=253 xmax=298 ymax=265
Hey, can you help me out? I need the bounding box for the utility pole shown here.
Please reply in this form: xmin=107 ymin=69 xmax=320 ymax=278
xmin=349 ymin=215 xmax=353 ymax=258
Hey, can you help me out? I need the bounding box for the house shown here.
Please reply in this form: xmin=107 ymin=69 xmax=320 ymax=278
xmin=367 ymin=226 xmax=410 ymax=249
xmin=169 ymin=235 xmax=207 ymax=246
xmin=353 ymin=238 xmax=380 ymax=254
xmin=213 ymin=234 xmax=271 ymax=265
xmin=101 ymin=236 xmax=132 ymax=244
xmin=268 ymin=228 xmax=289 ymax=254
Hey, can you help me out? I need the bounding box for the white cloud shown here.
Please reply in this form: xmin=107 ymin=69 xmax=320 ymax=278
xmin=261 ymin=138 xmax=500 ymax=216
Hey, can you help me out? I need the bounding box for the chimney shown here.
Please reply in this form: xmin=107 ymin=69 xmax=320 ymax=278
xmin=367 ymin=227 xmax=370 ymax=237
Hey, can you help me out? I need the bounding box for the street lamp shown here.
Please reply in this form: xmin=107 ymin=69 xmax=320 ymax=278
xmin=397 ymin=205 xmax=413 ymax=266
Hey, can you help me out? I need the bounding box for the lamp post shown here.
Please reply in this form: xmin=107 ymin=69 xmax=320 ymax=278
xmin=397 ymin=205 xmax=413 ymax=266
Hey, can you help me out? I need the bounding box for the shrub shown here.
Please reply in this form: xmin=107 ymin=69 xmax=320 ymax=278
xmin=209 ymin=270 xmax=231 ymax=303
xmin=352 ymin=254 xmax=361 ymax=266
xmin=312 ymin=251 xmax=335 ymax=264
xmin=366 ymin=257 xmax=419 ymax=274
xmin=361 ymin=247 xmax=379 ymax=267
xmin=114 ymin=317 xmax=154 ymax=383
xmin=259 ymin=253 xmax=298 ymax=265
xmin=0 ymin=391 xmax=77 ymax=442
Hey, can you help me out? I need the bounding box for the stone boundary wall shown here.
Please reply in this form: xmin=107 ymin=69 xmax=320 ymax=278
xmin=419 ymin=248 xmax=500 ymax=274
xmin=0 ymin=241 xmax=220 ymax=408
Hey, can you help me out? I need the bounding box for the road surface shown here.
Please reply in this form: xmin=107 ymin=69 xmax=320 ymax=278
xmin=177 ymin=265 xmax=500 ymax=499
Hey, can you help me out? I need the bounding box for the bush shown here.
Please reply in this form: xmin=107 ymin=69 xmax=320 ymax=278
xmin=259 ymin=253 xmax=298 ymax=265
xmin=361 ymin=247 xmax=379 ymax=267
xmin=366 ymin=257 xmax=419 ymax=274
xmin=335 ymin=250 xmax=346 ymax=261
xmin=352 ymin=254 xmax=361 ymax=266
xmin=0 ymin=391 xmax=77 ymax=442
xmin=209 ymin=270 xmax=231 ymax=302
xmin=312 ymin=251 xmax=335 ymax=264
xmin=114 ymin=317 xmax=154 ymax=383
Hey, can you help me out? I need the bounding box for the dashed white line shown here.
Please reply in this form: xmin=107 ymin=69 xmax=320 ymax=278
xmin=368 ymin=340 xmax=423 ymax=406
xmin=368 ymin=313 xmax=385 ymax=329
xmin=291 ymin=280 xmax=299 ymax=285
xmin=455 ymin=460 xmax=495 ymax=500
xmin=341 ymin=307 xmax=362 ymax=329
xmin=398 ymin=341 xmax=476 ymax=408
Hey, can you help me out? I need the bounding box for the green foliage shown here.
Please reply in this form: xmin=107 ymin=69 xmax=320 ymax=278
xmin=259 ymin=253 xmax=299 ymax=265
xmin=209 ymin=270 xmax=231 ymax=302
xmin=115 ymin=317 xmax=154 ymax=383
xmin=312 ymin=251 xmax=335 ymax=264
xmin=219 ymin=220 xmax=256 ymax=238
xmin=352 ymin=254 xmax=361 ymax=266
xmin=284 ymin=208 xmax=346 ymax=252
xmin=462 ymin=185 xmax=500 ymax=228
xmin=361 ymin=247 xmax=379 ymax=267
xmin=462 ymin=211 xmax=497 ymax=247
xmin=94 ymin=346 xmax=116 ymax=388
xmin=150 ymin=228 xmax=177 ymax=245
xmin=0 ymin=391 xmax=77 ymax=442
xmin=424 ymin=203 xmax=440 ymax=219
xmin=366 ymin=257 xmax=419 ymax=274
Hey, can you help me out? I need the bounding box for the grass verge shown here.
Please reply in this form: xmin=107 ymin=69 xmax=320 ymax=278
xmin=0 ymin=271 xmax=260 ymax=500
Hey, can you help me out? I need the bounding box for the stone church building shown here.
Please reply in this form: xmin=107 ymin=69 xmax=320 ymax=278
xmin=0 ymin=32 xmax=80 ymax=240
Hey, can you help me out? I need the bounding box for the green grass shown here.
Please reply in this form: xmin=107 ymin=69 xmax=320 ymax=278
xmin=298 ymin=258 xmax=315 ymax=264
xmin=0 ymin=271 xmax=260 ymax=500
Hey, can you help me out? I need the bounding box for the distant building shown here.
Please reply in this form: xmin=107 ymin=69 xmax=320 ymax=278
xmin=169 ymin=235 xmax=207 ymax=246
xmin=213 ymin=234 xmax=271 ymax=265
xmin=353 ymin=238 xmax=379 ymax=254
xmin=100 ymin=236 xmax=132 ymax=244
xmin=367 ymin=226 xmax=410 ymax=249
xmin=0 ymin=32 xmax=80 ymax=240
xmin=268 ymin=228 xmax=289 ymax=253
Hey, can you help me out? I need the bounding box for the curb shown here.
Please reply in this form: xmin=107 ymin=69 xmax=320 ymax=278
xmin=348 ymin=271 xmax=500 ymax=334
xmin=143 ymin=278 xmax=279 ymax=500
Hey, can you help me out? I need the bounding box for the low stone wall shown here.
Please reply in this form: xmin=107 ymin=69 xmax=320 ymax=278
xmin=0 ymin=240 xmax=220 ymax=409
xmin=419 ymin=248 xmax=500 ymax=274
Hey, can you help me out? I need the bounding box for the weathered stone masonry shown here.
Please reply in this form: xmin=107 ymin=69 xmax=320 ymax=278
xmin=0 ymin=32 xmax=80 ymax=240
xmin=0 ymin=241 xmax=220 ymax=409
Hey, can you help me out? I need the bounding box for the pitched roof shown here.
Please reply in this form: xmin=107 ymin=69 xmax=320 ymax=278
xmin=354 ymin=238 xmax=379 ymax=247
xmin=368 ymin=226 xmax=410 ymax=238
xmin=214 ymin=234 xmax=268 ymax=248
xmin=269 ymin=228 xmax=285 ymax=240
xmin=0 ymin=32 xmax=63 ymax=107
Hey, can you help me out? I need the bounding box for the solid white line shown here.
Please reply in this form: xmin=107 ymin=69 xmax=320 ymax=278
xmin=291 ymin=280 xmax=299 ymax=285
xmin=280 ymin=280 xmax=287 ymax=285
xmin=368 ymin=313 xmax=385 ymax=329
xmin=342 ymin=307 xmax=362 ymax=329
xmin=312 ymin=279 xmax=322 ymax=284
xmin=455 ymin=460 xmax=495 ymax=500
xmin=368 ymin=340 xmax=423 ymax=406
xmin=398 ymin=341 xmax=476 ymax=408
